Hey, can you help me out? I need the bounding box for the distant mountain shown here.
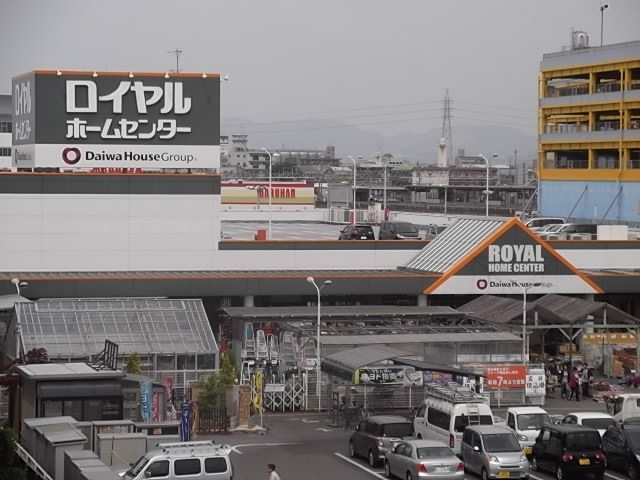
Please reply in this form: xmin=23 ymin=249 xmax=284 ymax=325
xmin=221 ymin=117 xmax=537 ymax=165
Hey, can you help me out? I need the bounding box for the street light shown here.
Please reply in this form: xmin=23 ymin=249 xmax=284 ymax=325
xmin=10 ymin=278 xmax=28 ymax=295
xmin=261 ymin=148 xmax=280 ymax=239
xmin=306 ymin=276 xmax=333 ymax=412
xmin=247 ymin=185 xmax=268 ymax=210
xmin=477 ymin=153 xmax=498 ymax=217
xmin=600 ymin=3 xmax=609 ymax=47
xmin=347 ymin=156 xmax=358 ymax=224
xmin=512 ymin=280 xmax=542 ymax=364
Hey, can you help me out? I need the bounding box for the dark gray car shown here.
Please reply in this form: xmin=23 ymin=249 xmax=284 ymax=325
xmin=349 ymin=415 xmax=415 ymax=467
xmin=379 ymin=221 xmax=421 ymax=240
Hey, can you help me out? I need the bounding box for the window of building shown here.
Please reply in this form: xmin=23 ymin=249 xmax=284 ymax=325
xmin=545 ymin=150 xmax=588 ymax=169
xmin=0 ymin=147 xmax=11 ymax=157
xmin=0 ymin=121 xmax=11 ymax=133
xmin=594 ymin=149 xmax=619 ymax=169
xmin=629 ymin=150 xmax=640 ymax=169
xmin=42 ymin=400 xmax=63 ymax=417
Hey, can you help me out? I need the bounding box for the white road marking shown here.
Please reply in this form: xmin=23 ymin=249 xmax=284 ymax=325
xmin=316 ymin=428 xmax=332 ymax=432
xmin=301 ymin=418 xmax=320 ymax=423
xmin=529 ymin=474 xmax=549 ymax=480
xmin=334 ymin=453 xmax=387 ymax=479
xmin=605 ymin=472 xmax=629 ymax=480
xmin=231 ymin=442 xmax=303 ymax=455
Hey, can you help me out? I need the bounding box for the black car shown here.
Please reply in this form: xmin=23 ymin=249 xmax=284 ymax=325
xmin=531 ymin=424 xmax=605 ymax=480
xmin=602 ymin=421 xmax=640 ymax=479
xmin=338 ymin=225 xmax=375 ymax=240
xmin=378 ymin=221 xmax=420 ymax=240
xmin=349 ymin=415 xmax=414 ymax=467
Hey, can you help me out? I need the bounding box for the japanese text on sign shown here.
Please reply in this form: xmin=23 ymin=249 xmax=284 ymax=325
xmin=485 ymin=365 xmax=526 ymax=389
xmin=65 ymin=80 xmax=193 ymax=141
xmin=526 ymin=369 xmax=546 ymax=396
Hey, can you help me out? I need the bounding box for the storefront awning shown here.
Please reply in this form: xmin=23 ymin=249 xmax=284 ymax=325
xmin=37 ymin=380 xmax=122 ymax=399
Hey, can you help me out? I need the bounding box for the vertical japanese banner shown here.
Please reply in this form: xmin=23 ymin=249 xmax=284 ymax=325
xmin=180 ymin=402 xmax=191 ymax=442
xmin=152 ymin=392 xmax=161 ymax=422
xmin=140 ymin=380 xmax=152 ymax=422
xmin=164 ymin=376 xmax=173 ymax=406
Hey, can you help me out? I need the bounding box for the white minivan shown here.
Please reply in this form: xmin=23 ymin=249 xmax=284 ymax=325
xmin=505 ymin=406 xmax=552 ymax=456
xmin=609 ymin=393 xmax=640 ymax=422
xmin=414 ymin=394 xmax=494 ymax=455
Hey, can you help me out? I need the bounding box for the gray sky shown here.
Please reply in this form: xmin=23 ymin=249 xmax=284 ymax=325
xmin=2 ymin=0 xmax=639 ymax=144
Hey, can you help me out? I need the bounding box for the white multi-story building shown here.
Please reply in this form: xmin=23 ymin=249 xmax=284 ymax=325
xmin=0 ymin=95 xmax=11 ymax=170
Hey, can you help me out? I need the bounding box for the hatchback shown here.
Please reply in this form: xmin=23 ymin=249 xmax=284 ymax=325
xmin=602 ymin=421 xmax=640 ymax=479
xmin=349 ymin=415 xmax=415 ymax=467
xmin=379 ymin=221 xmax=420 ymax=240
xmin=531 ymin=424 xmax=605 ymax=480
xmin=461 ymin=425 xmax=529 ymax=480
xmin=338 ymin=224 xmax=375 ymax=240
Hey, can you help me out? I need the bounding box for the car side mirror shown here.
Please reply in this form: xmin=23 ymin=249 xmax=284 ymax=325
xmin=144 ymin=472 xmax=152 ymax=478
xmin=473 ymin=446 xmax=480 ymax=452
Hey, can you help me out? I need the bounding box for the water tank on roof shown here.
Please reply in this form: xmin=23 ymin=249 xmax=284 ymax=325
xmin=572 ymin=31 xmax=589 ymax=50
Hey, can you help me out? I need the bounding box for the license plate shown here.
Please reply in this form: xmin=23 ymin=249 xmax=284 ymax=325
xmin=497 ymin=472 xmax=510 ymax=479
xmin=435 ymin=467 xmax=448 ymax=473
xmin=579 ymin=458 xmax=591 ymax=465
xmin=523 ymin=447 xmax=532 ymax=455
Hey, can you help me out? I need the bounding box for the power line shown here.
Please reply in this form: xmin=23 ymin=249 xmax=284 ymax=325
xmin=168 ymin=48 xmax=183 ymax=73
xmin=442 ymin=89 xmax=454 ymax=164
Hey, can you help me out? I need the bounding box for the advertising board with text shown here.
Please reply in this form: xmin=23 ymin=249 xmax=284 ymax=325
xmin=426 ymin=220 xmax=601 ymax=295
xmin=221 ymin=182 xmax=314 ymax=205
xmin=485 ymin=365 xmax=526 ymax=389
xmin=526 ymin=368 xmax=546 ymax=396
xmin=11 ymin=70 xmax=220 ymax=169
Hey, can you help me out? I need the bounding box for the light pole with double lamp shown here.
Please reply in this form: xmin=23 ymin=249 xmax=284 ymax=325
xmin=477 ymin=153 xmax=498 ymax=217
xmin=347 ymin=155 xmax=358 ymax=224
xmin=512 ymin=280 xmax=542 ymax=364
xmin=261 ymin=148 xmax=280 ymax=240
xmin=306 ymin=276 xmax=333 ymax=412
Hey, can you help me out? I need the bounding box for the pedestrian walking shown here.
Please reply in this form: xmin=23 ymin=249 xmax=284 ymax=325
xmin=568 ymin=367 xmax=580 ymax=401
xmin=268 ymin=463 xmax=281 ymax=480
xmin=560 ymin=365 xmax=569 ymax=399
xmin=582 ymin=364 xmax=591 ymax=398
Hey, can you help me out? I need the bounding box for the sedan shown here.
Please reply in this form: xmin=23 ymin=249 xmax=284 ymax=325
xmin=562 ymin=412 xmax=615 ymax=437
xmin=384 ymin=439 xmax=464 ymax=480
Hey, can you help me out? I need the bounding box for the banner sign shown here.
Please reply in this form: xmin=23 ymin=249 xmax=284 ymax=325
xmin=152 ymin=392 xmax=161 ymax=421
xmin=164 ymin=376 xmax=173 ymax=405
xmin=354 ymin=367 xmax=407 ymax=385
xmin=140 ymin=380 xmax=152 ymax=422
xmin=180 ymin=402 xmax=191 ymax=441
xmin=11 ymin=70 xmax=220 ymax=169
xmin=264 ymin=384 xmax=286 ymax=393
xmin=422 ymin=371 xmax=452 ymax=386
xmin=526 ymin=368 xmax=546 ymax=396
xmin=485 ymin=365 xmax=526 ymax=389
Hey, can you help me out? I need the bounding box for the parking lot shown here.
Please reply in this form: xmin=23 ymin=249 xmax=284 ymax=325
xmin=222 ymin=221 xmax=357 ymax=240
xmin=222 ymin=397 xmax=628 ymax=480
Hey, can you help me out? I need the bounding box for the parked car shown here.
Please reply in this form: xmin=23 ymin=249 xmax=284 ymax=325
xmin=555 ymin=223 xmax=598 ymax=236
xmin=523 ymin=217 xmax=565 ymax=229
xmin=338 ymin=224 xmax=375 ymax=240
xmin=379 ymin=221 xmax=420 ymax=240
xmin=562 ymin=412 xmax=615 ymax=437
xmin=505 ymin=406 xmax=552 ymax=456
xmin=531 ymin=424 xmax=605 ymax=480
xmin=461 ymin=425 xmax=530 ymax=480
xmin=602 ymin=420 xmax=640 ymax=479
xmin=384 ymin=439 xmax=464 ymax=480
xmin=349 ymin=415 xmax=415 ymax=467
xmin=536 ymin=223 xmax=568 ymax=234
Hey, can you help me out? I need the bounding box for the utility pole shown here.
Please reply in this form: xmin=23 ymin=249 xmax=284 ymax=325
xmin=441 ymin=89 xmax=454 ymax=165
xmin=168 ymin=48 xmax=183 ymax=73
xmin=514 ymin=149 xmax=519 ymax=185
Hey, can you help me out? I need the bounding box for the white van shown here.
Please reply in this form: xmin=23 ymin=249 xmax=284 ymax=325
xmin=120 ymin=441 xmax=233 ymax=480
xmin=413 ymin=383 xmax=494 ymax=455
xmin=505 ymin=406 xmax=552 ymax=456
xmin=609 ymin=393 xmax=640 ymax=422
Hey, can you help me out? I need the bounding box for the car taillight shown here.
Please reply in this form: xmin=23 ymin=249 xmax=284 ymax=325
xmin=449 ymin=434 xmax=455 ymax=448
xmin=595 ymin=451 xmax=606 ymax=461
xmin=457 ymin=462 xmax=464 ymax=471
xmin=418 ymin=464 xmax=427 ymax=473
xmin=562 ymin=454 xmax=574 ymax=462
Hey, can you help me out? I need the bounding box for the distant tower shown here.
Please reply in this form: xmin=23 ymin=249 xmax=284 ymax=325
xmin=441 ymin=89 xmax=454 ymax=165
xmin=437 ymin=137 xmax=447 ymax=167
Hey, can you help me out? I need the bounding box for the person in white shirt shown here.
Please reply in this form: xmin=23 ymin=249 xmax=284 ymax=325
xmin=268 ymin=463 xmax=281 ymax=480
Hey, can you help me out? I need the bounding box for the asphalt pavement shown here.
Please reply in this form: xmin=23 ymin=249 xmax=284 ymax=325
xmin=209 ymin=398 xmax=625 ymax=480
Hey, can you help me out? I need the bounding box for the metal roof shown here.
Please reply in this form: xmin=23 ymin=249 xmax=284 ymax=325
xmin=15 ymin=297 xmax=218 ymax=358
xmin=221 ymin=305 xmax=461 ymax=319
xmin=458 ymin=295 xmax=532 ymax=324
xmin=320 ymin=331 xmax=520 ymax=346
xmin=323 ymin=345 xmax=413 ymax=372
xmin=16 ymin=362 xmax=124 ymax=380
xmin=391 ymin=358 xmax=484 ymax=378
xmin=404 ymin=218 xmax=505 ymax=273
xmin=0 ymin=294 xmax=31 ymax=310
xmin=533 ymin=294 xmax=640 ymax=325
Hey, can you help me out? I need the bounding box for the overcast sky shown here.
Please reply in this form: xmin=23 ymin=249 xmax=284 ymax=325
xmin=3 ymin=0 xmax=639 ymax=143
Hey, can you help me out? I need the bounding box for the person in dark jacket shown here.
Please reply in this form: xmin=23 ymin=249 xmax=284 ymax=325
xmin=568 ymin=367 xmax=580 ymax=401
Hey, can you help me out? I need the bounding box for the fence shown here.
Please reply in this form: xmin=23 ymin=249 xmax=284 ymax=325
xmin=197 ymin=407 xmax=229 ymax=434
xmin=249 ymin=372 xmax=308 ymax=412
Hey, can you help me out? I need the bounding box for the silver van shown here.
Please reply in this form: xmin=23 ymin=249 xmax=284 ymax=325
xmin=461 ymin=425 xmax=529 ymax=480
xmin=120 ymin=441 xmax=233 ymax=480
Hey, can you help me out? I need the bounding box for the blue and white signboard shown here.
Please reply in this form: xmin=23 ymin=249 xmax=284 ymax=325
xmin=180 ymin=402 xmax=192 ymax=441
xmin=140 ymin=380 xmax=152 ymax=422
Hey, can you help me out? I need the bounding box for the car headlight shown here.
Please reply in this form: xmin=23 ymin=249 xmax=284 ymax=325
xmin=517 ymin=434 xmax=528 ymax=442
xmin=486 ymin=456 xmax=499 ymax=463
xmin=520 ymin=455 xmax=528 ymax=462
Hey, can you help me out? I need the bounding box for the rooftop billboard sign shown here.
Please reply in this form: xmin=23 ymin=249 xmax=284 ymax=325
xmin=11 ymin=70 xmax=220 ymax=170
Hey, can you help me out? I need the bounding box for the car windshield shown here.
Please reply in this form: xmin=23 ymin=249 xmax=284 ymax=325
xmin=416 ymin=446 xmax=455 ymax=459
xmin=395 ymin=223 xmax=418 ymax=233
xmin=565 ymin=431 xmax=602 ymax=450
xmin=454 ymin=415 xmax=493 ymax=432
xmin=124 ymin=456 xmax=149 ymax=479
xmin=547 ymin=224 xmax=565 ymax=232
xmin=354 ymin=227 xmax=372 ymax=235
xmin=582 ymin=418 xmax=614 ymax=430
xmin=483 ymin=434 xmax=521 ymax=453
xmin=382 ymin=423 xmax=414 ymax=438
xmin=517 ymin=413 xmax=551 ymax=430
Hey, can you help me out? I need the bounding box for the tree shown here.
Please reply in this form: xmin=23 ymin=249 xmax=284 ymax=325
xmin=0 ymin=427 xmax=26 ymax=480
xmin=125 ymin=352 xmax=142 ymax=375
xmin=198 ymin=352 xmax=238 ymax=410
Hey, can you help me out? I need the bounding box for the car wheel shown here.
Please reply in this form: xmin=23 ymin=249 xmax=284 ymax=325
xmin=384 ymin=461 xmax=392 ymax=478
xmin=369 ymin=450 xmax=377 ymax=467
xmin=630 ymin=464 xmax=639 ymax=480
xmin=349 ymin=441 xmax=355 ymax=458
xmin=531 ymin=457 xmax=539 ymax=472
xmin=406 ymin=472 xmax=412 ymax=480
xmin=556 ymin=465 xmax=564 ymax=480
xmin=481 ymin=468 xmax=489 ymax=480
